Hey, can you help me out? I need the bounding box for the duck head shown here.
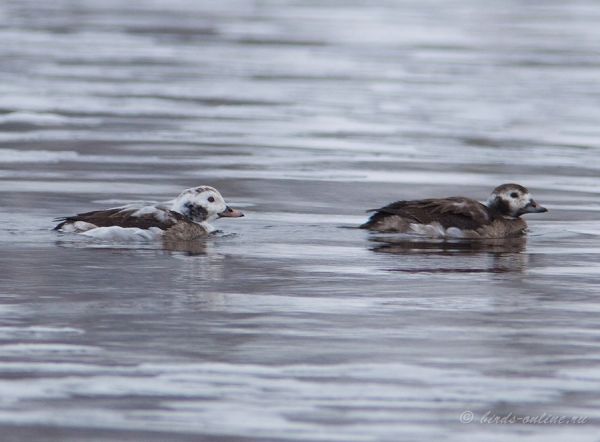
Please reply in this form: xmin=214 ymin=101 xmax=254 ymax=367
xmin=486 ymin=183 xmax=547 ymax=218
xmin=170 ymin=186 xmax=244 ymax=224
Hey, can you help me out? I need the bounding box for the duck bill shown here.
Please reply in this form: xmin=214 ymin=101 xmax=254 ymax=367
xmin=218 ymin=206 xmax=244 ymax=218
xmin=519 ymin=200 xmax=548 ymax=215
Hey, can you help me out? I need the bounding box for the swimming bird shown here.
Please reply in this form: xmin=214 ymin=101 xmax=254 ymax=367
xmin=54 ymin=186 xmax=244 ymax=241
xmin=360 ymin=183 xmax=547 ymax=238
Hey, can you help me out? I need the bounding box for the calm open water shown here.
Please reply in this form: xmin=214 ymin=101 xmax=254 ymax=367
xmin=1 ymin=1 xmax=600 ymax=441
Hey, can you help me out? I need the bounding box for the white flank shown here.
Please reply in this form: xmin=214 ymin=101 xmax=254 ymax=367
xmin=409 ymin=222 xmax=447 ymax=238
xmin=80 ymin=226 xmax=164 ymax=241
xmin=445 ymin=227 xmax=465 ymax=238
xmin=60 ymin=221 xmax=98 ymax=233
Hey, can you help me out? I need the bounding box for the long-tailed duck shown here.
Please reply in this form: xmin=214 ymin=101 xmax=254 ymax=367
xmin=54 ymin=186 xmax=244 ymax=240
xmin=360 ymin=183 xmax=547 ymax=238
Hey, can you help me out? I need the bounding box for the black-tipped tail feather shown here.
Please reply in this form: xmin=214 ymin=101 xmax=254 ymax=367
xmin=53 ymin=217 xmax=70 ymax=230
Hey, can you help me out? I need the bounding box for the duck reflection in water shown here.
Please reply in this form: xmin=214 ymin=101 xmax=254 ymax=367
xmin=162 ymin=238 xmax=209 ymax=256
xmin=369 ymin=236 xmax=528 ymax=274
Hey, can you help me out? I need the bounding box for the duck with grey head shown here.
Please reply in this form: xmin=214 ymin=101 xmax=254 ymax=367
xmin=360 ymin=183 xmax=547 ymax=239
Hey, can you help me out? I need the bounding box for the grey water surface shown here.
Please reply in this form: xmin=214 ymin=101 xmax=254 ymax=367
xmin=1 ymin=1 xmax=600 ymax=441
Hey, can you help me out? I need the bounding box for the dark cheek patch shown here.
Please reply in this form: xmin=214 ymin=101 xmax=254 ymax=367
xmin=489 ymin=196 xmax=512 ymax=216
xmin=183 ymin=202 xmax=208 ymax=221
xmin=496 ymin=198 xmax=511 ymax=215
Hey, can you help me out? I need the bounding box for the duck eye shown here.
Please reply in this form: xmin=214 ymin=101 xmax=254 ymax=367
xmin=208 ymin=196 xmax=215 ymax=203
xmin=510 ymin=192 xmax=519 ymax=198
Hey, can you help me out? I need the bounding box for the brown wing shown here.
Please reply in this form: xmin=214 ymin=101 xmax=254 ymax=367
xmin=364 ymin=197 xmax=491 ymax=230
xmin=54 ymin=206 xmax=183 ymax=230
